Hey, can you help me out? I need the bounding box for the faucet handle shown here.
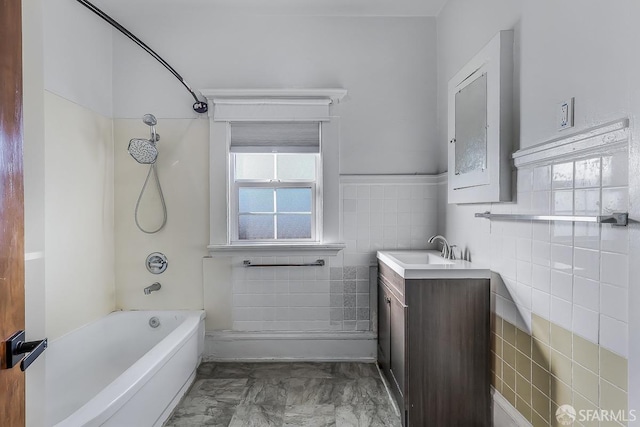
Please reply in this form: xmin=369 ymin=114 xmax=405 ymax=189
xmin=449 ymin=245 xmax=457 ymax=260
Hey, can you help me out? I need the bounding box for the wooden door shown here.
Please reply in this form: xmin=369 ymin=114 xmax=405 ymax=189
xmin=0 ymin=0 xmax=26 ymax=425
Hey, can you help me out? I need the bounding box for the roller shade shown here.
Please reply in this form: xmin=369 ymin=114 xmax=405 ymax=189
xmin=230 ymin=122 xmax=321 ymax=153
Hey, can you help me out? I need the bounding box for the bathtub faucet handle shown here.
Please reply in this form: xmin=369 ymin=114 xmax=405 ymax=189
xmin=144 ymin=282 xmax=162 ymax=295
xmin=146 ymin=252 xmax=168 ymax=274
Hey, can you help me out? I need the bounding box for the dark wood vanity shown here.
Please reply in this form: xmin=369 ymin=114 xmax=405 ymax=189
xmin=377 ymin=260 xmax=491 ymax=426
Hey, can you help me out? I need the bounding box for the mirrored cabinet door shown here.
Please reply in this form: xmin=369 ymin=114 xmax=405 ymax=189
xmin=454 ymin=73 xmax=488 ymax=183
xmin=447 ymin=30 xmax=513 ymax=204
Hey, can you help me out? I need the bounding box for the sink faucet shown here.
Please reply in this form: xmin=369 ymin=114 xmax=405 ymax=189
xmin=427 ymin=235 xmax=455 ymax=260
xmin=144 ymin=282 xmax=162 ymax=295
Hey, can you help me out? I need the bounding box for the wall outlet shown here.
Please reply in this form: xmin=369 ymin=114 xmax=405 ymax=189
xmin=558 ymin=97 xmax=574 ymax=131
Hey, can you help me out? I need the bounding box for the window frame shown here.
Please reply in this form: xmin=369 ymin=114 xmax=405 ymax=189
xmin=228 ymin=150 xmax=323 ymax=244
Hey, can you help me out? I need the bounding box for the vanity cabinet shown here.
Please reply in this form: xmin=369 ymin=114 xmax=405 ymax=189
xmin=377 ymin=261 xmax=491 ymax=426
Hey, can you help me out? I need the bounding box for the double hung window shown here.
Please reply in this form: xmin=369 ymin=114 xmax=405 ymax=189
xmin=229 ymin=122 xmax=321 ymax=243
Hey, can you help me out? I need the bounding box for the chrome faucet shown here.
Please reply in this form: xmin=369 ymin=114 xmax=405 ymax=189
xmin=144 ymin=282 xmax=162 ymax=295
xmin=427 ymin=235 xmax=455 ymax=260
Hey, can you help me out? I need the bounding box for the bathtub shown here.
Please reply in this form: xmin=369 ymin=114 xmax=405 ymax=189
xmin=46 ymin=310 xmax=205 ymax=427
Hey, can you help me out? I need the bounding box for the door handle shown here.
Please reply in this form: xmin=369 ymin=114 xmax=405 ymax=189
xmin=4 ymin=330 xmax=48 ymax=371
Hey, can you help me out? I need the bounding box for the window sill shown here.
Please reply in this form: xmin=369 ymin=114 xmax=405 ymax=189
xmin=207 ymin=243 xmax=345 ymax=257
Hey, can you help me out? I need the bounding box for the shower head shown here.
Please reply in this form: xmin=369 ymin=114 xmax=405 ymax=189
xmin=142 ymin=114 xmax=157 ymax=127
xmin=128 ymin=138 xmax=158 ymax=164
xmin=128 ymin=114 xmax=160 ymax=164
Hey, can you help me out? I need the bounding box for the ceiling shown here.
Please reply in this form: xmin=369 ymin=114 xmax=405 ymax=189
xmin=99 ymin=0 xmax=449 ymax=17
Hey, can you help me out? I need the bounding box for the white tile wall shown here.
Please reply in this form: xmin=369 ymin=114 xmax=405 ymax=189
xmin=600 ymin=251 xmax=629 ymax=288
xmin=600 ymin=283 xmax=628 ymax=323
xmin=229 ymin=176 xmax=439 ymax=332
xmin=341 ymin=180 xmax=439 ymax=266
xmin=490 ymin=153 xmax=630 ymax=357
xmin=574 ymin=248 xmax=600 ymax=281
xmin=572 ymin=304 xmax=599 ymax=343
xmin=600 ymin=315 xmax=629 ymax=357
xmin=573 ymin=276 xmax=600 ymax=312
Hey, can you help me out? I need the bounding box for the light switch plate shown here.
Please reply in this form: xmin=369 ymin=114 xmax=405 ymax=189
xmin=558 ymin=97 xmax=574 ymax=131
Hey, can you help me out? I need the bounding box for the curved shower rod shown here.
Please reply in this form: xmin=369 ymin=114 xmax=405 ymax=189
xmin=75 ymin=0 xmax=208 ymax=114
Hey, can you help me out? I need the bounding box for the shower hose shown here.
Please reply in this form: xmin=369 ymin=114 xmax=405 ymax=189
xmin=135 ymin=163 xmax=167 ymax=234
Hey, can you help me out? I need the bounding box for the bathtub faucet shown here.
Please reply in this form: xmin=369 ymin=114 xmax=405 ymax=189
xmin=144 ymin=282 xmax=162 ymax=295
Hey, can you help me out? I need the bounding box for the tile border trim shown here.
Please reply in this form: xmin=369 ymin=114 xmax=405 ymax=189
xmin=513 ymin=118 xmax=629 ymax=168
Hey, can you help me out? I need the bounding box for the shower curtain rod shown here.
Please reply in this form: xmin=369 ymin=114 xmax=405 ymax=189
xmin=75 ymin=0 xmax=208 ymax=114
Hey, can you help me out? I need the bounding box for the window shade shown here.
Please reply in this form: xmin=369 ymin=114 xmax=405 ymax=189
xmin=230 ymin=122 xmax=320 ymax=153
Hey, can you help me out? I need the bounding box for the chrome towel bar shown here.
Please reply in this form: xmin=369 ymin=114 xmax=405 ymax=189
xmin=474 ymin=212 xmax=628 ymax=226
xmin=243 ymin=259 xmax=325 ymax=267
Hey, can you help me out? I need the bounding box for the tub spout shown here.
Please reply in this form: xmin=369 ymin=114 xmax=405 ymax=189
xmin=144 ymin=282 xmax=161 ymax=295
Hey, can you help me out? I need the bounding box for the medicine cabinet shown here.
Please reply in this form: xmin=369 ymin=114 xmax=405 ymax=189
xmin=447 ymin=30 xmax=513 ymax=204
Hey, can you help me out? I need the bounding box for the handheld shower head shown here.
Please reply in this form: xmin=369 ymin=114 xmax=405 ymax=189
xmin=142 ymin=113 xmax=160 ymax=142
xmin=142 ymin=114 xmax=157 ymax=127
xmin=128 ymin=138 xmax=158 ymax=164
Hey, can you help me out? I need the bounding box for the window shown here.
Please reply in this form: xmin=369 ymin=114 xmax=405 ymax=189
xmin=229 ymin=122 xmax=321 ymax=243
xmin=205 ymin=90 xmax=346 ymax=254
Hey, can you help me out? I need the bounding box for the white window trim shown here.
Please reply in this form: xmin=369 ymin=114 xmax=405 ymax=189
xmin=203 ymin=89 xmax=346 ymax=257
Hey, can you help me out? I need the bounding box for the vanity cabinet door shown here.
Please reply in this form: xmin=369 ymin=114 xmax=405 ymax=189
xmin=389 ymin=291 xmax=406 ymax=411
xmin=378 ymin=279 xmax=407 ymax=423
xmin=377 ymin=279 xmax=391 ymax=376
xmin=406 ymin=278 xmax=491 ymax=427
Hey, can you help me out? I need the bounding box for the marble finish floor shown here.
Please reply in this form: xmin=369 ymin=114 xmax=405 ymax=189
xmin=165 ymin=362 xmax=402 ymax=427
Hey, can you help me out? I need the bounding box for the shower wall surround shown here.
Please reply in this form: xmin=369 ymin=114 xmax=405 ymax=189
xmin=114 ymin=119 xmax=210 ymax=311
xmin=44 ymin=92 xmax=115 ymax=341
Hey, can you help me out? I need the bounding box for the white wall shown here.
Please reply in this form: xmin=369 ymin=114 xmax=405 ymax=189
xmin=44 ymin=92 xmax=115 ymax=340
xmin=437 ymin=0 xmax=640 ymax=418
xmin=23 ymin=0 xmax=47 ymax=425
xmin=624 ymin=0 xmax=640 ymax=418
xmin=43 ymin=0 xmax=113 ymax=118
xmin=519 ymin=1 xmax=630 ymax=149
xmin=436 ymin=0 xmax=521 ymax=173
xmin=109 ymin=12 xmax=438 ymax=174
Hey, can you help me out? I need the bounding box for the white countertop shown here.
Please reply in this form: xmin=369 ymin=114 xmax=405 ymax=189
xmin=377 ymin=250 xmax=491 ymax=280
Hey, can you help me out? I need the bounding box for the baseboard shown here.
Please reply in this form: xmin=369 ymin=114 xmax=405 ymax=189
xmin=492 ymin=387 xmax=532 ymax=427
xmin=204 ymin=330 xmax=377 ymax=362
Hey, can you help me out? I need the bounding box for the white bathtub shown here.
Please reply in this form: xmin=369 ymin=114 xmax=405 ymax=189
xmin=46 ymin=310 xmax=205 ymax=427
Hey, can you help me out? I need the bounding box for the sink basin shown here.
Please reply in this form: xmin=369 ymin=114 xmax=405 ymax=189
xmin=382 ymin=251 xmax=455 ymax=265
xmin=377 ymin=250 xmax=490 ymax=279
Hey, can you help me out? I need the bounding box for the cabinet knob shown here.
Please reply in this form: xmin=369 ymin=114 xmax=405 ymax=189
xmin=385 ymin=297 xmax=391 ymax=304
